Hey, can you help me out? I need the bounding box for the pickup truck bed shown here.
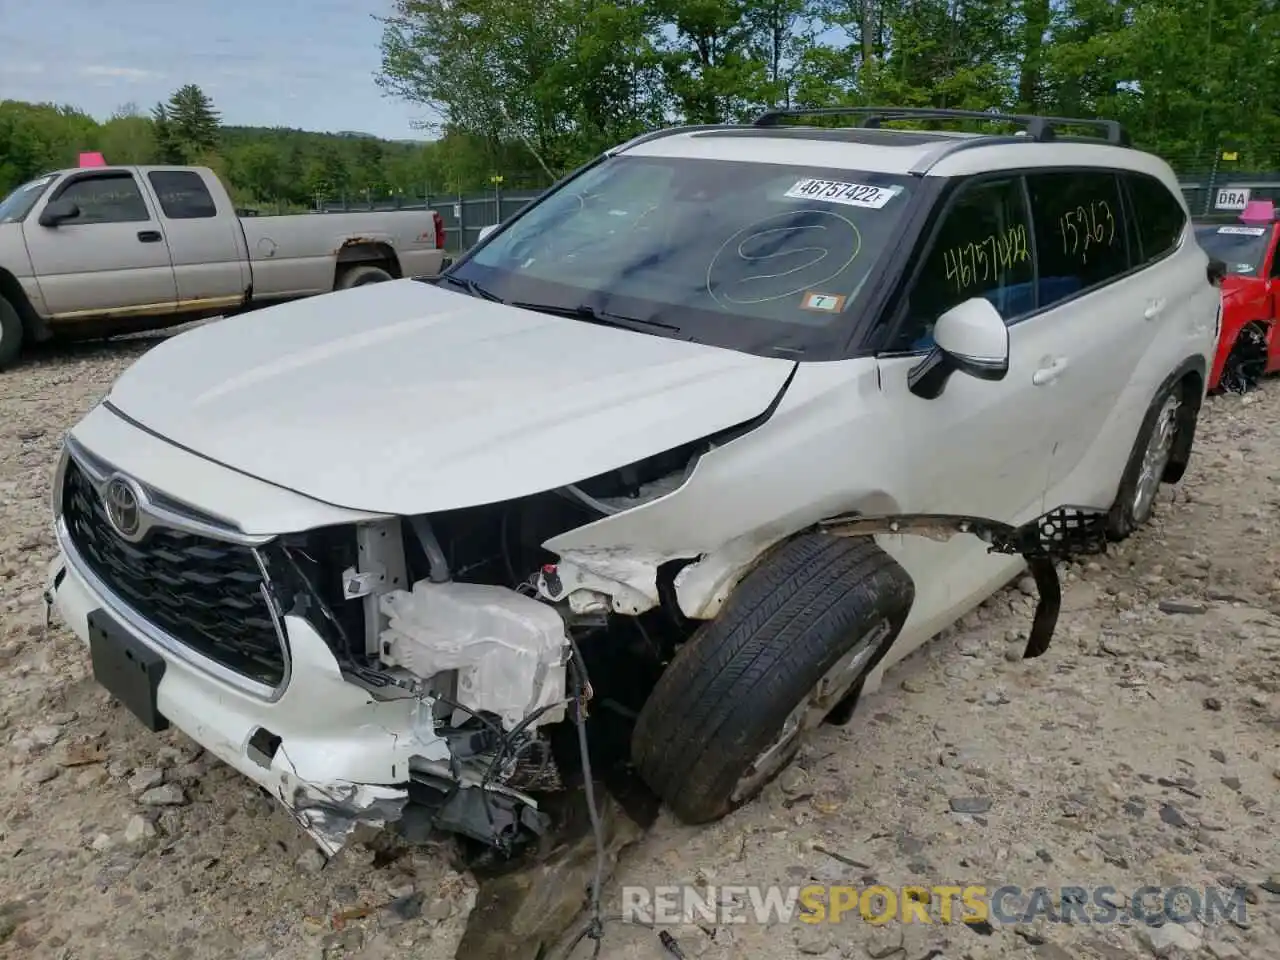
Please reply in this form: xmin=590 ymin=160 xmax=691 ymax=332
xmin=0 ymin=164 xmax=447 ymax=369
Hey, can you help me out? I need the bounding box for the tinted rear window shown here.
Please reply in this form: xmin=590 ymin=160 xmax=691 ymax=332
xmin=1126 ymin=173 xmax=1187 ymax=262
xmin=1027 ymin=170 xmax=1131 ymax=298
xmin=148 ymin=171 xmax=217 ymax=219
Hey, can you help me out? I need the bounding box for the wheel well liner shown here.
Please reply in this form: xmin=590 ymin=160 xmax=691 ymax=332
xmin=1162 ymin=356 xmax=1206 ymax=484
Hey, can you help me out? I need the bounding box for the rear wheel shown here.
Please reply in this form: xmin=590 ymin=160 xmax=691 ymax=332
xmin=336 ymin=264 xmax=393 ymax=290
xmin=631 ymin=533 xmax=914 ymax=824
xmin=0 ymin=297 xmax=23 ymax=371
xmin=1107 ymin=384 xmax=1183 ymax=539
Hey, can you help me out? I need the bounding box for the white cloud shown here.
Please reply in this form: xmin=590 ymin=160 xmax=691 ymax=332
xmin=78 ymin=65 xmax=163 ymax=81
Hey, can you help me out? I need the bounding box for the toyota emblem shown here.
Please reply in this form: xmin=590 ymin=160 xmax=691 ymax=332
xmin=103 ymin=475 xmax=143 ymax=540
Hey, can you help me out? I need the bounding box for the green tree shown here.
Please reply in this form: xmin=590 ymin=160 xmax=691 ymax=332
xmin=153 ymin=84 xmax=221 ymax=164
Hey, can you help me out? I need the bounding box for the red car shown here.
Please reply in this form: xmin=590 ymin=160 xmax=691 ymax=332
xmin=1195 ymin=200 xmax=1280 ymax=392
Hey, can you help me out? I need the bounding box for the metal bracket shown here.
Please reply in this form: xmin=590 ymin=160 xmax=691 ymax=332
xmin=342 ymin=566 xmax=385 ymax=600
xmin=355 ymin=520 xmax=410 ymax=657
xmin=818 ymin=506 xmax=1108 ymax=660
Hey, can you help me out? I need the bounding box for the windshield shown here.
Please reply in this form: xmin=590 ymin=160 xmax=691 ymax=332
xmin=1194 ymin=223 xmax=1274 ymax=275
xmin=0 ymin=174 xmax=57 ymax=224
xmin=449 ymin=155 xmax=917 ymax=356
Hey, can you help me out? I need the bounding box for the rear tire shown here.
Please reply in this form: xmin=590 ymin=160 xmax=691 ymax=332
xmin=1106 ymin=382 xmax=1185 ymax=540
xmin=0 ymin=297 xmax=23 ymax=371
xmin=336 ymin=264 xmax=393 ymax=290
xmin=631 ymin=533 xmax=914 ymax=824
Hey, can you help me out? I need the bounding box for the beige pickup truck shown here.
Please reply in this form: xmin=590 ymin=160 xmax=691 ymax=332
xmin=0 ymin=165 xmax=448 ymax=369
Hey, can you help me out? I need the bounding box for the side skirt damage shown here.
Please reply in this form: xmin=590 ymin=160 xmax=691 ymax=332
xmin=819 ymin=505 xmax=1110 ymax=658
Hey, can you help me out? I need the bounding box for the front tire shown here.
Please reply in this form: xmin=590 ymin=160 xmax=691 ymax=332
xmin=631 ymin=533 xmax=914 ymax=824
xmin=1218 ymin=323 xmax=1269 ymax=394
xmin=1107 ymin=384 xmax=1184 ymax=540
xmin=0 ymin=297 xmax=23 ymax=371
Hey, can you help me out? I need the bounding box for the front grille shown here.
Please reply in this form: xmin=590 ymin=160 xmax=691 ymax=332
xmin=62 ymin=458 xmax=286 ymax=687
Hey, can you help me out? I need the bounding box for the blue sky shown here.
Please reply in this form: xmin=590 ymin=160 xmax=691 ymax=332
xmin=1 ymin=0 xmax=433 ymax=140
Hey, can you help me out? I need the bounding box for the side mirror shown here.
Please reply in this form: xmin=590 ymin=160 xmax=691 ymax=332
xmin=38 ymin=199 xmax=80 ymax=228
xmin=477 ymin=224 xmax=499 ymax=243
xmin=908 ymin=297 xmax=1010 ymax=399
xmin=1207 ymin=257 xmax=1227 ymax=287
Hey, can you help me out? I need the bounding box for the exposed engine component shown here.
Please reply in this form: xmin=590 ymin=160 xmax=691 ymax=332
xmin=379 ymin=581 xmax=570 ymax=732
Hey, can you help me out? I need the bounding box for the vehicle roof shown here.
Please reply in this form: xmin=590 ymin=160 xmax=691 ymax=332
xmin=46 ymin=164 xmax=207 ymax=178
xmin=619 ymin=124 xmax=1179 ymax=188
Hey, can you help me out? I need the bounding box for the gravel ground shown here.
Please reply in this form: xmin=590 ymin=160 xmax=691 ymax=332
xmin=0 ymin=335 xmax=1277 ymax=960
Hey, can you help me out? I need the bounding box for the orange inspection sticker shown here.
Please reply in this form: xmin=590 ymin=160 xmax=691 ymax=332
xmin=800 ymin=292 xmax=846 ymax=313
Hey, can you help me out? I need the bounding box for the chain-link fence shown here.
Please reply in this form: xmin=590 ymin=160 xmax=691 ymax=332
xmin=309 ymin=189 xmax=543 ymax=253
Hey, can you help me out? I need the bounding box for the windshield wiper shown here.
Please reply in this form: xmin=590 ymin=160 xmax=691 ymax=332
xmin=510 ymin=301 xmax=681 ymax=334
xmin=438 ymin=273 xmax=505 ymax=303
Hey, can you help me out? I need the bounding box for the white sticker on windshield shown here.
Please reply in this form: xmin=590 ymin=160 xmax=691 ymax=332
xmin=784 ymin=179 xmax=898 ymax=209
xmin=1216 ymin=226 xmax=1267 ymax=236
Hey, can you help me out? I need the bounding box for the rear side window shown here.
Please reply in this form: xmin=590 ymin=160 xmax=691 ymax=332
xmin=52 ymin=173 xmax=151 ymax=224
xmin=890 ymin=177 xmax=1034 ymax=351
xmin=148 ymin=171 xmax=217 ymax=219
xmin=1027 ymin=171 xmax=1130 ymax=306
xmin=1125 ymin=173 xmax=1187 ymax=262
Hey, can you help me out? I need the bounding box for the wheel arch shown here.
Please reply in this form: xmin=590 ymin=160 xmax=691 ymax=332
xmin=0 ymin=268 xmax=51 ymax=343
xmin=672 ymin=491 xmax=905 ymax=620
xmin=335 ymin=240 xmax=402 ymax=280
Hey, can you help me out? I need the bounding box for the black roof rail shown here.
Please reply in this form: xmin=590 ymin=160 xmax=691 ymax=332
xmin=752 ymin=106 xmax=1131 ymax=146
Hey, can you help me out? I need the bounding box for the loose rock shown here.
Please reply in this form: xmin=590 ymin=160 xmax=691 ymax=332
xmin=137 ymin=784 xmax=186 ymax=807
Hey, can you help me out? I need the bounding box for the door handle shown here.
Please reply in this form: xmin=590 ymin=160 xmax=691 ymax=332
xmin=1032 ymin=357 xmax=1068 ymax=386
xmin=137 ymin=230 xmax=163 ymax=243
xmin=1144 ymin=299 xmax=1166 ymax=320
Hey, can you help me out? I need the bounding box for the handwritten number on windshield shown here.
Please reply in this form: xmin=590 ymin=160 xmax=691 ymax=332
xmin=1059 ymin=200 xmax=1116 ymax=264
xmin=943 ymin=224 xmax=1030 ymax=293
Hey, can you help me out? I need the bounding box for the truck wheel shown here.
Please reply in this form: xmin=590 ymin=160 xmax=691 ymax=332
xmin=336 ymin=264 xmax=393 ymax=290
xmin=1106 ymin=382 xmax=1184 ymax=540
xmin=0 ymin=297 xmax=23 ymax=371
xmin=631 ymin=533 xmax=914 ymax=824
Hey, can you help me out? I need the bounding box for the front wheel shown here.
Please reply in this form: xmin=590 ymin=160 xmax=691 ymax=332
xmin=1218 ymin=324 xmax=1269 ymax=394
xmin=631 ymin=533 xmax=914 ymax=824
xmin=0 ymin=296 xmax=23 ymax=371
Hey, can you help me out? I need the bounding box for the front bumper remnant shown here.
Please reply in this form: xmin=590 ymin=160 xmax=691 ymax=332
xmin=819 ymin=506 xmax=1109 ymax=659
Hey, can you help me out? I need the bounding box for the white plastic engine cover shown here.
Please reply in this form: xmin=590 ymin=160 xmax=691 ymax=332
xmin=378 ymin=581 xmax=569 ymax=731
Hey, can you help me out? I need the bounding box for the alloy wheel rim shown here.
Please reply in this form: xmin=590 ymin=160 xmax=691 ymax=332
xmin=730 ymin=620 xmax=892 ymax=803
xmin=1131 ymin=393 xmax=1180 ymax=522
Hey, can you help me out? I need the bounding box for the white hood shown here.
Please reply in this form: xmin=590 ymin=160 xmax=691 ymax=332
xmin=106 ymin=280 xmax=795 ymax=516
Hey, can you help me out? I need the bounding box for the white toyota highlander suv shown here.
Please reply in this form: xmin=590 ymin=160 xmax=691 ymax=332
xmin=45 ymin=107 xmax=1222 ymax=857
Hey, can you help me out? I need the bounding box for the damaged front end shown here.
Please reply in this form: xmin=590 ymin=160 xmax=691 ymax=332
xmin=254 ymin=449 xmax=711 ymax=859
xmin=266 ymin=498 xmax=1110 ymax=860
